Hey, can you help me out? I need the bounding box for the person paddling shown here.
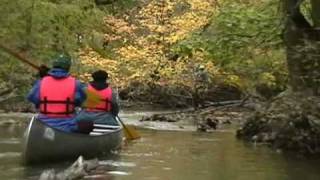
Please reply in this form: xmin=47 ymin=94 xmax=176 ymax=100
xmin=27 ymin=54 xmax=86 ymax=132
xmin=75 ymin=70 xmax=119 ymax=133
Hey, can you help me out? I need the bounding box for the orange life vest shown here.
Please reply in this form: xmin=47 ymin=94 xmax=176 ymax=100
xmin=85 ymin=84 xmax=112 ymax=112
xmin=39 ymin=76 xmax=76 ymax=117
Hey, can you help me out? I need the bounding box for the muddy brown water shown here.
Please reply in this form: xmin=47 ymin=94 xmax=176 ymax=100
xmin=1 ymin=112 xmax=320 ymax=180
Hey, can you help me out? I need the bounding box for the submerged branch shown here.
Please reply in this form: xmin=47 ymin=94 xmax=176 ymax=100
xmin=0 ymin=88 xmax=18 ymax=103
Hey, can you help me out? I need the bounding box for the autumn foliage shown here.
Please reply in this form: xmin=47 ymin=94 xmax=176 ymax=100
xmin=0 ymin=0 xmax=287 ymax=105
xmin=79 ymin=0 xmax=218 ymax=89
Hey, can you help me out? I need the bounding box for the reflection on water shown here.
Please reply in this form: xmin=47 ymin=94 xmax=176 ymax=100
xmin=1 ymin=121 xmax=320 ymax=180
xmin=99 ymin=160 xmax=137 ymax=167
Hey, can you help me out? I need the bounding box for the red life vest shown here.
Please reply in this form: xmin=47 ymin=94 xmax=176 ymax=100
xmin=85 ymin=85 xmax=112 ymax=112
xmin=39 ymin=76 xmax=76 ymax=117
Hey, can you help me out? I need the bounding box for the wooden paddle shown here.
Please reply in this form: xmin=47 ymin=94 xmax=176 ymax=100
xmin=83 ymin=88 xmax=102 ymax=107
xmin=0 ymin=44 xmax=41 ymax=70
xmin=85 ymin=88 xmax=141 ymax=140
xmin=116 ymin=116 xmax=140 ymax=140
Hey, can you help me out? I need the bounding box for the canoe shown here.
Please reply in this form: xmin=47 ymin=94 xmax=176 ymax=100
xmin=22 ymin=116 xmax=123 ymax=164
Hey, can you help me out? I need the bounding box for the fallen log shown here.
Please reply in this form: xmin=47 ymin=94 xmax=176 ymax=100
xmin=202 ymin=100 xmax=243 ymax=108
xmin=150 ymin=99 xmax=244 ymax=116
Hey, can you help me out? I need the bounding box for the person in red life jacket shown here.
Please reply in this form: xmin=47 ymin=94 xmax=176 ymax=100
xmin=75 ymin=70 xmax=119 ymax=133
xmin=27 ymin=54 xmax=86 ymax=132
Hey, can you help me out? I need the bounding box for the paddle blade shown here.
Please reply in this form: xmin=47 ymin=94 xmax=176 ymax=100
xmin=123 ymin=125 xmax=141 ymax=140
xmin=84 ymin=89 xmax=102 ymax=107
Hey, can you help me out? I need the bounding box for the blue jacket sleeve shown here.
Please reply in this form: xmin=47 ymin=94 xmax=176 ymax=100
xmin=27 ymin=80 xmax=41 ymax=108
xmin=74 ymin=80 xmax=87 ymax=106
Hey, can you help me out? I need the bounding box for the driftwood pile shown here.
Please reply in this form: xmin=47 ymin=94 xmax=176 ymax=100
xmin=140 ymin=100 xmax=250 ymax=132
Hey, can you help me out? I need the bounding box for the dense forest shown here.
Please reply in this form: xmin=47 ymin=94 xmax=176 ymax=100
xmin=0 ymin=0 xmax=286 ymax=108
xmin=0 ymin=0 xmax=319 ymax=154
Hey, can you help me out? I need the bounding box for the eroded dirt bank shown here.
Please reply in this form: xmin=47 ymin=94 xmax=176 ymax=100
xmin=237 ymin=91 xmax=320 ymax=156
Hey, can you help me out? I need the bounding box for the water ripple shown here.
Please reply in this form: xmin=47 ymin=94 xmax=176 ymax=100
xmin=197 ymin=138 xmax=221 ymax=142
xmin=107 ymin=171 xmax=131 ymax=176
xmin=99 ymin=160 xmax=136 ymax=167
xmin=0 ymin=152 xmax=21 ymax=158
xmin=0 ymin=138 xmax=20 ymax=144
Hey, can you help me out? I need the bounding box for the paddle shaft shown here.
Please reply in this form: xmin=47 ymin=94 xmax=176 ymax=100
xmin=117 ymin=116 xmax=134 ymax=137
xmin=116 ymin=116 xmax=140 ymax=140
xmin=0 ymin=43 xmax=41 ymax=70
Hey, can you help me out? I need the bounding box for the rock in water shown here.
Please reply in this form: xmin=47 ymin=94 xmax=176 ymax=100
xmin=39 ymin=169 xmax=56 ymax=180
xmin=206 ymin=118 xmax=218 ymax=129
xmin=56 ymin=156 xmax=87 ymax=180
xmin=39 ymin=156 xmax=99 ymax=180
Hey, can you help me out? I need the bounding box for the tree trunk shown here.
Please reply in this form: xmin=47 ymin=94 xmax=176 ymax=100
xmin=283 ymin=0 xmax=306 ymax=91
xmin=24 ymin=0 xmax=36 ymax=51
xmin=310 ymin=0 xmax=320 ymax=95
xmin=283 ymin=0 xmax=320 ymax=95
xmin=311 ymin=0 xmax=320 ymax=27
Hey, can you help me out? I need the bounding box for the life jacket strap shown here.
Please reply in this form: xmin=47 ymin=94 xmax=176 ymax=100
xmin=40 ymin=97 xmax=75 ymax=115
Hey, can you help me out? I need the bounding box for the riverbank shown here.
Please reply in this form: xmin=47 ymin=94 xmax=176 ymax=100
xmin=237 ymin=91 xmax=320 ymax=156
xmin=135 ymin=105 xmax=251 ymax=131
xmin=0 ymin=80 xmax=243 ymax=112
xmin=0 ymin=104 xmax=250 ymax=132
xmin=0 ymin=82 xmax=245 ymax=130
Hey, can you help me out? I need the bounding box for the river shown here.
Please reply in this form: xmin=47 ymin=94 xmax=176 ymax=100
xmin=0 ymin=112 xmax=320 ymax=180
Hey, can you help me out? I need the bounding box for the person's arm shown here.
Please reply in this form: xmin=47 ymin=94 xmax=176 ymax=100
xmin=27 ymin=80 xmax=41 ymax=108
xmin=38 ymin=65 xmax=50 ymax=78
xmin=74 ymin=80 xmax=87 ymax=106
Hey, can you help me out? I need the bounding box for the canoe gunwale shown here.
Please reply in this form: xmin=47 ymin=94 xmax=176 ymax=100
xmin=34 ymin=116 xmax=122 ymax=137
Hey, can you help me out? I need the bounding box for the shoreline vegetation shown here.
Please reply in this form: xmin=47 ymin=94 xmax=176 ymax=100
xmin=0 ymin=0 xmax=319 ymax=157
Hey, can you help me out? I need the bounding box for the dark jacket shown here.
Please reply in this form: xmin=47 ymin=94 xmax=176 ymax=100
xmin=27 ymin=68 xmax=87 ymax=132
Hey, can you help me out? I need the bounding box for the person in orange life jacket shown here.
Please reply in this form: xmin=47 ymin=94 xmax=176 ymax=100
xmin=27 ymin=54 xmax=86 ymax=132
xmin=75 ymin=70 xmax=119 ymax=133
